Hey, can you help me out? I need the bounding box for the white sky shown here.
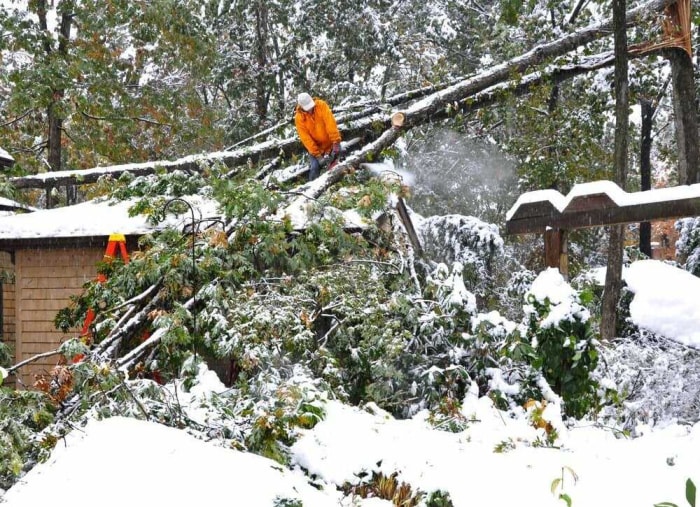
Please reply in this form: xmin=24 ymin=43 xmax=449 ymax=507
xmin=1 ymin=197 xmax=699 ymax=507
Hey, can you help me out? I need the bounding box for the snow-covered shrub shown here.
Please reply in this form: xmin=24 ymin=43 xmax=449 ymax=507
xmin=597 ymin=332 xmax=700 ymax=430
xmin=0 ymin=389 xmax=55 ymax=490
xmin=417 ymin=214 xmax=504 ymax=302
xmin=520 ymin=268 xmax=600 ymax=418
xmin=676 ymin=217 xmax=700 ymax=276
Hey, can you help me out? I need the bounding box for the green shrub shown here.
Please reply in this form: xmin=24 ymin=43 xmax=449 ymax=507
xmin=522 ymin=269 xmax=600 ymax=419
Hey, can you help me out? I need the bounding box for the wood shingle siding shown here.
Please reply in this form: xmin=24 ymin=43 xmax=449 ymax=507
xmin=14 ymin=247 xmax=102 ymax=387
xmin=0 ymin=251 xmax=15 ymax=386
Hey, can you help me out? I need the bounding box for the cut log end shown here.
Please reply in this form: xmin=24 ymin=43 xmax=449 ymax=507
xmin=391 ymin=112 xmax=406 ymax=128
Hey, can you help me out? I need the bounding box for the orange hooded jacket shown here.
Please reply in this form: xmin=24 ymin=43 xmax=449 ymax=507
xmin=294 ymin=98 xmax=342 ymax=158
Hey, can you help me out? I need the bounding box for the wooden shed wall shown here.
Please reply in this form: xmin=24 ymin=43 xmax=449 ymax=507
xmin=14 ymin=247 xmax=103 ymax=387
xmin=0 ymin=251 xmax=15 ymax=373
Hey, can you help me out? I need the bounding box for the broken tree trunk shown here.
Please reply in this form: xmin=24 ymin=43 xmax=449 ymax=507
xmin=283 ymin=117 xmax=405 ymax=227
xmin=666 ymin=47 xmax=700 ymax=184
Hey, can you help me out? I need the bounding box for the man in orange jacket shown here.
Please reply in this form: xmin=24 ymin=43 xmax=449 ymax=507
xmin=294 ymin=92 xmax=342 ymax=181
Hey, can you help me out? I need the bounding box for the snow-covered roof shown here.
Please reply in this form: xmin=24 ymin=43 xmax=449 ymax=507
xmin=0 ymin=196 xmax=220 ymax=241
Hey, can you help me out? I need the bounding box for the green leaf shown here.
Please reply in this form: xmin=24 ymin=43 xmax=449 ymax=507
xmin=687 ymin=479 xmax=696 ymax=507
xmin=653 ymin=503 xmax=678 ymax=507
xmin=559 ymin=493 xmax=572 ymax=507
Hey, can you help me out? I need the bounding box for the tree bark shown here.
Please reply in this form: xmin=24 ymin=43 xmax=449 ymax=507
xmin=666 ymin=48 xmax=700 ymax=185
xmin=39 ymin=2 xmax=73 ymax=207
xmin=639 ymin=98 xmax=654 ymax=257
xmin=601 ymin=0 xmax=629 ymax=341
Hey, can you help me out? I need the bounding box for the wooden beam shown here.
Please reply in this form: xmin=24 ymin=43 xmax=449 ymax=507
xmin=508 ymin=196 xmax=700 ymax=234
xmin=506 ymin=182 xmax=700 ymax=235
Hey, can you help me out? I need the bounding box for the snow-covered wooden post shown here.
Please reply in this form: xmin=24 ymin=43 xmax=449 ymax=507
xmin=506 ymin=188 xmax=569 ymax=274
xmin=505 ymin=181 xmax=700 ymax=275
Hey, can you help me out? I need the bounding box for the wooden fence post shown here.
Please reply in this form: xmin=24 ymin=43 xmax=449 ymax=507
xmin=544 ymin=228 xmax=568 ymax=278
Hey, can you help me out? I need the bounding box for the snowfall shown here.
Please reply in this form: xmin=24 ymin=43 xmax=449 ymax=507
xmin=1 ymin=192 xmax=700 ymax=506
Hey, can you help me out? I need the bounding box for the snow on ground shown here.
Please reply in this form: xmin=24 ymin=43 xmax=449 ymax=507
xmin=623 ymin=259 xmax=700 ymax=347
xmin=3 ymin=260 xmax=700 ymax=507
xmin=1 ymin=416 xmax=331 ymax=507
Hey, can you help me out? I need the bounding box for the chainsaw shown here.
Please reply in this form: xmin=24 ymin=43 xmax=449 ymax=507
xmin=317 ymin=137 xmax=361 ymax=170
xmin=318 ymin=150 xmax=341 ymax=170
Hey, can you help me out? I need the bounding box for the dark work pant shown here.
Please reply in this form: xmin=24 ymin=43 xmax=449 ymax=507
xmin=309 ymin=155 xmax=321 ymax=181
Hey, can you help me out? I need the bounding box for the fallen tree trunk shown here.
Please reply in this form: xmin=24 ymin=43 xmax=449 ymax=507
xmin=283 ymin=117 xmax=405 ymax=228
xmin=8 ymin=0 xmax=672 ymax=192
xmin=279 ymin=45 xmax=669 ymax=213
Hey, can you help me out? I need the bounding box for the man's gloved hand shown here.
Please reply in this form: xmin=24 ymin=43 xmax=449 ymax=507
xmin=331 ymin=143 xmax=341 ymax=157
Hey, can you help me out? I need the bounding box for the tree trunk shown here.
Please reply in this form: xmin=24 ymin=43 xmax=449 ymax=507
xmin=666 ymin=48 xmax=700 ymax=185
xmin=601 ymin=0 xmax=629 ymax=341
xmin=254 ymin=0 xmax=269 ymax=126
xmin=639 ymin=98 xmax=653 ymax=257
xmin=39 ymin=3 xmax=73 ymax=207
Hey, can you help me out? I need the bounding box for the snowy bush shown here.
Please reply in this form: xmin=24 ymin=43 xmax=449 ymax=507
xmin=417 ymin=214 xmax=504 ymax=302
xmin=676 ymin=217 xmax=700 ymax=276
xmin=0 ymin=389 xmax=55 ymax=490
xmin=598 ymin=332 xmax=700 ymax=430
xmin=519 ymin=268 xmax=600 ymax=418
